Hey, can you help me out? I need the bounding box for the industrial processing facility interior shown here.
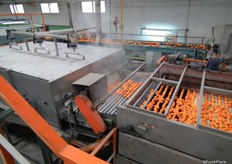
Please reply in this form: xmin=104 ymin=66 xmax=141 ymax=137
xmin=0 ymin=0 xmax=232 ymax=164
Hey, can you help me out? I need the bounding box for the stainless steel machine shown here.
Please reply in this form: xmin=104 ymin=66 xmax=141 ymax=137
xmin=0 ymin=41 xmax=125 ymax=128
xmin=0 ymin=29 xmax=231 ymax=164
xmin=116 ymin=62 xmax=232 ymax=164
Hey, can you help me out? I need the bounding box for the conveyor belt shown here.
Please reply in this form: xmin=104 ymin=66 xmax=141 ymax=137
xmin=97 ymin=72 xmax=149 ymax=115
xmin=79 ymin=38 xmax=207 ymax=50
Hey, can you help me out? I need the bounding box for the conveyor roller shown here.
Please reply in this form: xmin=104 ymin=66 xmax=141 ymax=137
xmin=97 ymin=72 xmax=149 ymax=115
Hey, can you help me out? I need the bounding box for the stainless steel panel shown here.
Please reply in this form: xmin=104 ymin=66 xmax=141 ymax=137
xmin=73 ymin=73 xmax=106 ymax=86
xmin=0 ymin=50 xmax=44 ymax=70
xmin=0 ymin=68 xmax=11 ymax=83
xmin=10 ymin=72 xmax=61 ymax=128
xmin=0 ymin=50 xmax=44 ymax=83
xmin=117 ymin=107 xmax=232 ymax=163
xmin=0 ymin=42 xmax=125 ymax=128
xmin=9 ymin=43 xmax=123 ymax=81
xmin=0 ymin=41 xmax=123 ymax=82
xmin=49 ymin=50 xmax=125 ymax=116
xmin=72 ymin=73 xmax=107 ymax=102
xmin=119 ymin=132 xmax=202 ymax=164
xmin=90 ymin=49 xmax=125 ymax=75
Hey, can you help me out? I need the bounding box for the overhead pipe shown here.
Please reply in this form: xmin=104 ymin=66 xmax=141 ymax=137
xmin=39 ymin=29 xmax=74 ymax=35
xmin=12 ymin=26 xmax=97 ymax=39
xmin=36 ymin=33 xmax=68 ymax=40
xmin=11 ymin=31 xmax=68 ymax=40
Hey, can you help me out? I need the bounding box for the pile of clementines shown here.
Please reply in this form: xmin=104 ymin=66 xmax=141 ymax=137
xmin=140 ymin=85 xmax=174 ymax=114
xmin=115 ymin=79 xmax=142 ymax=99
xmin=108 ymin=81 xmax=121 ymax=92
xmin=167 ymin=89 xmax=198 ymax=126
xmin=201 ymin=93 xmax=232 ymax=132
xmin=139 ymin=85 xmax=232 ymax=133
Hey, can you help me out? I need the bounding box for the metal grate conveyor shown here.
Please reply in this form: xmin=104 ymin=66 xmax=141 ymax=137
xmin=96 ymin=63 xmax=149 ymax=115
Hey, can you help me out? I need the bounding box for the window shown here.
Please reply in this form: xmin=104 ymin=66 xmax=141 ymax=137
xmin=81 ymin=1 xmax=105 ymax=13
xmin=40 ymin=3 xmax=59 ymax=13
xmin=100 ymin=1 xmax=105 ymax=13
xmin=9 ymin=4 xmax=25 ymax=14
xmin=50 ymin=3 xmax=59 ymax=13
xmin=81 ymin=1 xmax=94 ymax=13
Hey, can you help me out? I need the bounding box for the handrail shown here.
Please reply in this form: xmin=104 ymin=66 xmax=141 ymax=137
xmin=34 ymin=46 xmax=50 ymax=55
xmin=65 ymin=51 xmax=85 ymax=60
xmin=9 ymin=43 xmax=23 ymax=50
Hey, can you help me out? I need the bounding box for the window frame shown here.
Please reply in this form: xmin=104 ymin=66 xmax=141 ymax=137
xmin=9 ymin=4 xmax=25 ymax=14
xmin=81 ymin=1 xmax=94 ymax=13
xmin=81 ymin=1 xmax=106 ymax=13
xmin=40 ymin=2 xmax=60 ymax=14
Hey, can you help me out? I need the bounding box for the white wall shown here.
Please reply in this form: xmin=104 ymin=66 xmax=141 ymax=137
xmin=0 ymin=0 xmax=232 ymax=44
xmin=0 ymin=3 xmax=69 ymax=25
xmin=71 ymin=0 xmax=232 ymax=44
xmin=187 ymin=0 xmax=232 ymax=44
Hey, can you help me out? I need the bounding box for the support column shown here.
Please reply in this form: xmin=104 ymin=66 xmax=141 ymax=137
xmin=95 ymin=0 xmax=102 ymax=43
xmin=120 ymin=0 xmax=124 ymax=41
xmin=67 ymin=3 xmax=73 ymax=28
xmin=146 ymin=51 xmax=162 ymax=71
